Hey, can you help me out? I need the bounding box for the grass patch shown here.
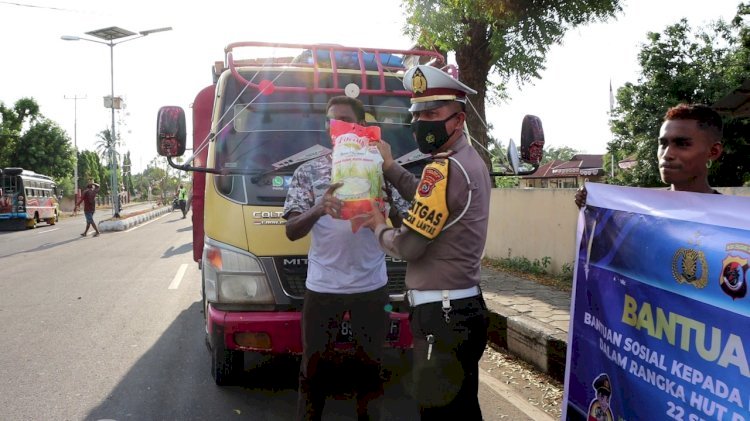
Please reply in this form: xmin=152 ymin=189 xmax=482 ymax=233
xmin=482 ymin=254 xmax=573 ymax=293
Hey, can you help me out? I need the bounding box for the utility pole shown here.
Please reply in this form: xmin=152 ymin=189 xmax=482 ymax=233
xmin=61 ymin=26 xmax=172 ymax=218
xmin=64 ymin=94 xmax=87 ymax=206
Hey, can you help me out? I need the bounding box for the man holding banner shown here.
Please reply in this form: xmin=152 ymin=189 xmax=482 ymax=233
xmin=576 ymin=103 xmax=724 ymax=208
xmin=564 ymin=104 xmax=750 ymax=420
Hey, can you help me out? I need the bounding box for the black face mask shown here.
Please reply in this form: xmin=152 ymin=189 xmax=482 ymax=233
xmin=411 ymin=112 xmax=460 ymax=154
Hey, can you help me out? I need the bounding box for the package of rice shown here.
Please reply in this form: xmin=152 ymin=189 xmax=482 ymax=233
xmin=329 ymin=119 xmax=385 ymax=232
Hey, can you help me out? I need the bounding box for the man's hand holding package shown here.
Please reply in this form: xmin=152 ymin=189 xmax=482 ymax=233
xmin=320 ymin=182 xmax=343 ymax=218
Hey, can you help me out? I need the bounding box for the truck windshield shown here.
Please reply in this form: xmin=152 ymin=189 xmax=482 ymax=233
xmin=213 ymin=96 xmax=416 ymax=206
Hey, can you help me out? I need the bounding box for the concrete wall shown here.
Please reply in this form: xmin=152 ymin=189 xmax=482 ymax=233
xmin=485 ymin=186 xmax=750 ymax=274
xmin=485 ymin=188 xmax=579 ymax=274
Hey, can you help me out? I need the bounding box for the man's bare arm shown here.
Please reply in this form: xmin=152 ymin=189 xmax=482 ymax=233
xmin=285 ymin=183 xmax=342 ymax=241
xmin=285 ymin=206 xmax=324 ymax=241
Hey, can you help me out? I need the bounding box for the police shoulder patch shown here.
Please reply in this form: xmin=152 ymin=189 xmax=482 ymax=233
xmin=403 ymin=159 xmax=449 ymax=239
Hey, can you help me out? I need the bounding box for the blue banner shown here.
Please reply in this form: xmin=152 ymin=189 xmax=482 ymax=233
xmin=563 ymin=183 xmax=750 ymax=421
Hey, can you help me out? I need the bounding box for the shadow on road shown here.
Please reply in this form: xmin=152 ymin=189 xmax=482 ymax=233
xmin=0 ymin=237 xmax=82 ymax=259
xmin=85 ymin=302 xmax=299 ymax=420
xmin=162 ymin=243 xmax=193 ymax=259
xmin=85 ymin=302 xmax=418 ymax=420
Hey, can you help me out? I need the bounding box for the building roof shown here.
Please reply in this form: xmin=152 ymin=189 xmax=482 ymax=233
xmin=713 ymin=79 xmax=750 ymax=118
xmin=522 ymin=160 xmax=565 ymax=179
xmin=522 ymin=154 xmax=604 ymax=179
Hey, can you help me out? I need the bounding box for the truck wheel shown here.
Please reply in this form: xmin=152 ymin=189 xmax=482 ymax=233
xmin=211 ymin=341 xmax=243 ymax=386
xmin=46 ymin=212 xmax=57 ymax=226
xmin=26 ymin=216 xmax=37 ymax=229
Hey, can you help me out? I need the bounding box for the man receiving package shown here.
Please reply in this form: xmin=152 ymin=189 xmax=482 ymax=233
xmin=284 ymin=95 xmax=406 ymax=420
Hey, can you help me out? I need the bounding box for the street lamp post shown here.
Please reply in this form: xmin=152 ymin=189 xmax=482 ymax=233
xmin=61 ymin=26 xmax=172 ymax=217
xmin=64 ymin=94 xmax=86 ymax=207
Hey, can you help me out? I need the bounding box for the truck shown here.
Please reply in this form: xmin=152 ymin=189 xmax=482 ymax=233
xmin=155 ymin=41 xmax=544 ymax=385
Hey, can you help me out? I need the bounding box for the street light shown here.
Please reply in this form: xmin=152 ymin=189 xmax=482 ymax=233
xmin=61 ymin=26 xmax=172 ymax=217
xmin=64 ymin=94 xmax=86 ymax=206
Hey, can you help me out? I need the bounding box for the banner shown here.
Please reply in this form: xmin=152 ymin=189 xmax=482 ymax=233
xmin=563 ymin=183 xmax=750 ymax=421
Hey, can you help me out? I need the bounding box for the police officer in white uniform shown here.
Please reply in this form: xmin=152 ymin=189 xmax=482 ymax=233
xmin=360 ymin=65 xmax=491 ymax=420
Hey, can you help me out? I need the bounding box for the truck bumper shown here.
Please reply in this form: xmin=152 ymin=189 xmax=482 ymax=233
xmin=207 ymin=305 xmax=412 ymax=354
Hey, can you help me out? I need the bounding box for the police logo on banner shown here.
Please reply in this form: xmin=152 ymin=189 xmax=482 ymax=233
xmin=719 ymin=243 xmax=749 ymax=300
xmin=672 ymin=247 xmax=708 ymax=288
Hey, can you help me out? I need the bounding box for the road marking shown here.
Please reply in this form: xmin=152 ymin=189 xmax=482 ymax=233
xmin=124 ymin=211 xmax=171 ymax=232
xmin=479 ymin=367 xmax=554 ymax=421
xmin=35 ymin=228 xmax=60 ymax=234
xmin=169 ymin=263 xmax=188 ymax=290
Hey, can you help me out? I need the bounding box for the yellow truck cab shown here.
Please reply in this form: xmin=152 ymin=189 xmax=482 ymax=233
xmin=156 ymin=42 xmax=443 ymax=385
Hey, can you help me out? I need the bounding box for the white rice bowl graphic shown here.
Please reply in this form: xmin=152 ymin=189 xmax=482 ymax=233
xmin=336 ymin=177 xmax=371 ymax=200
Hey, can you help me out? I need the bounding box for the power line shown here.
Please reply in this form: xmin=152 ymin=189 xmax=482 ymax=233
xmin=0 ymin=1 xmax=79 ymax=12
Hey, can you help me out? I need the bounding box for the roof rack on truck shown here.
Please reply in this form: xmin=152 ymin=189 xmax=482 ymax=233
xmin=214 ymin=41 xmax=445 ymax=96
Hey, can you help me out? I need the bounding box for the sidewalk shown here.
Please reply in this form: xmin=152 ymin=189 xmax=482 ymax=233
xmin=480 ymin=266 xmax=571 ymax=382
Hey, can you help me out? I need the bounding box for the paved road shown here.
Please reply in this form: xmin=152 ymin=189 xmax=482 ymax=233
xmin=0 ymin=208 xmax=554 ymax=420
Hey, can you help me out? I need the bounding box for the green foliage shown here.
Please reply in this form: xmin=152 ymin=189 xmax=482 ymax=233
xmin=13 ymin=118 xmax=75 ymax=180
xmin=123 ymin=152 xmax=135 ymax=195
xmin=131 ymin=157 xmax=183 ymax=201
xmin=541 ymin=146 xmax=580 ymax=165
xmin=402 ymin=0 xmax=623 ymax=172
xmin=610 ymin=7 xmax=750 ymax=187
xmin=484 ymin=252 xmax=574 ymax=285
xmin=0 ymin=98 xmax=74 ymax=178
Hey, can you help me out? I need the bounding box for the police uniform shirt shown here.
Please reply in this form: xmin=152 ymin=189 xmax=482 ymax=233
xmin=374 ymin=134 xmax=491 ymax=291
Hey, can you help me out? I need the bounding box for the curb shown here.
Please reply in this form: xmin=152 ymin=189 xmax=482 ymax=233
xmin=484 ymin=290 xmax=569 ymax=383
xmin=98 ymin=206 xmax=172 ymax=232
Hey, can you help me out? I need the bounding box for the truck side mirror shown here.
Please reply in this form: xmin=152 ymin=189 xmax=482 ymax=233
xmin=520 ymin=115 xmax=544 ymax=166
xmin=157 ymin=106 xmax=187 ymax=157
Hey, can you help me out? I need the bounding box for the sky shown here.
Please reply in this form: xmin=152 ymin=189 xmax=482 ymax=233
xmin=0 ymin=0 xmax=744 ymax=174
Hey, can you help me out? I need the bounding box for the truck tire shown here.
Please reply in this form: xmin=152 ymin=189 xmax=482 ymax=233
xmin=209 ymin=325 xmax=243 ymax=386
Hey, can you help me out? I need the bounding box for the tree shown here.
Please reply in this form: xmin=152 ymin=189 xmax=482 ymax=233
xmin=541 ymin=146 xmax=579 ymax=165
xmin=610 ymin=5 xmax=750 ymax=187
xmin=13 ymin=118 xmax=75 ymax=180
xmin=486 ymin=137 xmax=519 ymax=187
xmin=123 ymin=151 xmax=135 ymax=196
xmin=94 ymin=128 xmax=122 ymax=197
xmin=77 ymin=150 xmax=105 ymax=196
xmin=403 ymin=0 xmax=622 ymax=172
xmin=0 ymin=98 xmax=40 ymax=169
xmin=0 ymin=98 xmax=75 ymax=179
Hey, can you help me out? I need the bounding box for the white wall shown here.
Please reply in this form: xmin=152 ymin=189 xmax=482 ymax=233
xmin=484 ymin=186 xmax=750 ymax=274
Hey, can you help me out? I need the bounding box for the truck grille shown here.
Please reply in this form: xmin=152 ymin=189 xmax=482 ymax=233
xmin=273 ymin=256 xmax=407 ymax=299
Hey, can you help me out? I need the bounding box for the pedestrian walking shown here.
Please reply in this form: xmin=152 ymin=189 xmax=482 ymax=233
xmin=75 ymin=180 xmax=101 ymax=237
xmin=178 ymin=184 xmax=188 ymax=218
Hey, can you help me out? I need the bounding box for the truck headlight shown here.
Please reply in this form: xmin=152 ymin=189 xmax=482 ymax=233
xmin=203 ymin=239 xmax=274 ymax=304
